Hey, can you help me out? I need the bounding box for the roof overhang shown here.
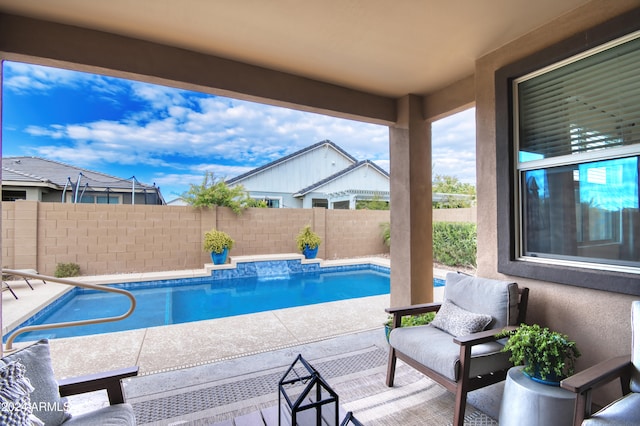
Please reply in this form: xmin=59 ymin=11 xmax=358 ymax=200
xmin=0 ymin=0 xmax=596 ymax=123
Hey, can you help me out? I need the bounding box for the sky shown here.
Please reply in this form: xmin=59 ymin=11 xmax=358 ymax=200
xmin=1 ymin=61 xmax=476 ymax=201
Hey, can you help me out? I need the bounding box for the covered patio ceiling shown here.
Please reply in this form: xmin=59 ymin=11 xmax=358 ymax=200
xmin=0 ymin=0 xmax=591 ymax=101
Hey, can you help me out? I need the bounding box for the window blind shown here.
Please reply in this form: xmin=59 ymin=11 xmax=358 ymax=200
xmin=517 ymin=34 xmax=640 ymax=161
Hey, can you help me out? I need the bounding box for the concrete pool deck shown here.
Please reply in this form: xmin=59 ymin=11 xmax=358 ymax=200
xmin=2 ymin=255 xmax=447 ymax=380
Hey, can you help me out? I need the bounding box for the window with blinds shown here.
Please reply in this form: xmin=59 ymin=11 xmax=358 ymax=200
xmin=517 ymin=33 xmax=640 ymax=163
xmin=513 ymin=31 xmax=640 ymax=272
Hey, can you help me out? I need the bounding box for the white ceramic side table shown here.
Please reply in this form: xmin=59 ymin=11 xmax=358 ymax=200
xmin=499 ymin=366 xmax=576 ymax=426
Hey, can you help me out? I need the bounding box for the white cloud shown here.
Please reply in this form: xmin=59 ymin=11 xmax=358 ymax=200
xmin=3 ymin=61 xmax=111 ymax=94
xmin=6 ymin=62 xmax=476 ymax=197
xmin=432 ymin=108 xmax=476 ymax=183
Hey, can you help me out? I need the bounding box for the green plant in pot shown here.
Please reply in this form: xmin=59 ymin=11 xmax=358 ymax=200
xmin=296 ymin=225 xmax=321 ymax=259
xmin=498 ymin=323 xmax=581 ymax=385
xmin=204 ymin=228 xmax=234 ymax=265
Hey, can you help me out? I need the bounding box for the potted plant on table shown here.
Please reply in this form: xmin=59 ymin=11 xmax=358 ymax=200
xmin=498 ymin=323 xmax=581 ymax=386
xmin=204 ymin=228 xmax=235 ymax=265
xmin=296 ymin=225 xmax=321 ymax=259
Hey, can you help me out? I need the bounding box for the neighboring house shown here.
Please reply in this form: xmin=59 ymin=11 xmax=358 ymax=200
xmin=226 ymin=140 xmax=390 ymax=209
xmin=166 ymin=197 xmax=189 ymax=206
xmin=1 ymin=157 xmax=165 ymax=205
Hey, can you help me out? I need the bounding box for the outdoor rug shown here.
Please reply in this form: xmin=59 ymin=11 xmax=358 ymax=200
xmin=129 ymin=346 xmax=498 ymax=425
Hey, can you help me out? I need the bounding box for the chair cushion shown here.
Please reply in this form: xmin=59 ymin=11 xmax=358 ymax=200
xmin=389 ymin=324 xmax=512 ymax=381
xmin=444 ymin=272 xmax=519 ymax=329
xmin=1 ymin=339 xmax=71 ymax=426
xmin=62 ymin=403 xmax=136 ymax=426
xmin=583 ymin=392 xmax=640 ymax=426
xmin=431 ymin=299 xmax=492 ymax=337
xmin=631 ymin=301 xmax=640 ymax=393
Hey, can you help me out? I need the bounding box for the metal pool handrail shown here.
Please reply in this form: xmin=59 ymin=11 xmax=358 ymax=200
xmin=2 ymin=268 xmax=137 ymax=352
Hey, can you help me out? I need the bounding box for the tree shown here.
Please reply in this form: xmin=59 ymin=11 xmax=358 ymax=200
xmin=181 ymin=172 xmax=266 ymax=213
xmin=356 ymin=195 xmax=389 ymax=210
xmin=432 ymin=174 xmax=476 ymax=208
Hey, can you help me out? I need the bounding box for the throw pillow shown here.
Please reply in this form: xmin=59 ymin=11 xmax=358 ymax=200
xmin=0 ymin=361 xmax=43 ymax=426
xmin=1 ymin=340 xmax=70 ymax=426
xmin=431 ymin=299 xmax=492 ymax=337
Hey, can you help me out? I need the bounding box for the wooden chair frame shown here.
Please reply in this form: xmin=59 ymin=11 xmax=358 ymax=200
xmin=58 ymin=366 xmax=139 ymax=405
xmin=560 ymin=355 xmax=633 ymax=426
xmin=386 ymin=287 xmax=529 ymax=426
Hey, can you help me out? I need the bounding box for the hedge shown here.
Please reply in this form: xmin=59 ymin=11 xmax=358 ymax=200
xmin=380 ymin=221 xmax=477 ymax=268
xmin=432 ymin=222 xmax=477 ymax=268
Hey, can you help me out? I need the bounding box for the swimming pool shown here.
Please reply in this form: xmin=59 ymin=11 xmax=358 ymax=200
xmin=7 ymin=260 xmax=446 ymax=343
xmin=9 ymin=264 xmax=396 ymax=342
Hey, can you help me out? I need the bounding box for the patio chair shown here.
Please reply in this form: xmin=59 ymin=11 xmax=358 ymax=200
xmin=386 ymin=272 xmax=529 ymax=426
xmin=2 ymin=281 xmax=18 ymax=299
xmin=4 ymin=268 xmax=47 ymax=290
xmin=560 ymin=301 xmax=640 ymax=426
xmin=1 ymin=339 xmax=138 ymax=425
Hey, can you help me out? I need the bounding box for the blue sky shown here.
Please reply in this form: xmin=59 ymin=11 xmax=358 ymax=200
xmin=2 ymin=61 xmax=475 ymax=200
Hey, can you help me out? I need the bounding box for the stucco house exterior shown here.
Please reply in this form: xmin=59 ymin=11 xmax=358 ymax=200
xmin=226 ymin=140 xmax=389 ymax=209
xmin=2 ymin=156 xmax=165 ymax=205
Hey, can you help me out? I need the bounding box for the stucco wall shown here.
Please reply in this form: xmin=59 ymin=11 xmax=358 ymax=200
xmin=474 ymin=0 xmax=639 ymax=403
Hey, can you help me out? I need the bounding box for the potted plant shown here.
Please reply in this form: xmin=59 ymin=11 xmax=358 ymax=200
xmin=296 ymin=225 xmax=321 ymax=259
xmin=498 ymin=323 xmax=581 ymax=386
xmin=384 ymin=312 xmax=435 ymax=343
xmin=203 ymin=228 xmax=235 ymax=265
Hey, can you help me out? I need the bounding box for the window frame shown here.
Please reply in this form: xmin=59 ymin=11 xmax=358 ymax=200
xmin=495 ymin=8 xmax=640 ymax=296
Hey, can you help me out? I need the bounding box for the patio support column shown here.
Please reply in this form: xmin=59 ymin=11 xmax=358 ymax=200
xmin=389 ymin=94 xmax=433 ymax=307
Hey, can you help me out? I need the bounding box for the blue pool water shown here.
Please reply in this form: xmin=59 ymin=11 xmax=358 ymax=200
xmin=11 ymin=267 xmax=398 ymax=342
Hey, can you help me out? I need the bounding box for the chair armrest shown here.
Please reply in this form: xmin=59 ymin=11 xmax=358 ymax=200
xmin=385 ymin=302 xmax=441 ymax=316
xmin=385 ymin=303 xmax=442 ymax=329
xmin=58 ymin=366 xmax=139 ymax=405
xmin=560 ymin=355 xmax=632 ymax=424
xmin=453 ymin=326 xmax=518 ymax=346
xmin=560 ymin=355 xmax=632 ymax=394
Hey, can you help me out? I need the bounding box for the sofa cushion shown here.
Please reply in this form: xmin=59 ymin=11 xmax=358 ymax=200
xmin=389 ymin=324 xmax=511 ymax=381
xmin=62 ymin=403 xmax=136 ymax=426
xmin=631 ymin=301 xmax=640 ymax=393
xmin=1 ymin=339 xmax=71 ymax=426
xmin=444 ymin=272 xmax=519 ymax=329
xmin=0 ymin=360 xmax=43 ymax=426
xmin=431 ymin=299 xmax=492 ymax=337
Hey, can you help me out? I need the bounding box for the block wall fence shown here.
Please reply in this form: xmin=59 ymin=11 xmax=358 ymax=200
xmin=1 ymin=201 xmax=475 ymax=276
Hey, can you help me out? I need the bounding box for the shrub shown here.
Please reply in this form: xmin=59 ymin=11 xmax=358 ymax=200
xmin=54 ymin=262 xmax=81 ymax=278
xmin=385 ymin=312 xmax=435 ymax=328
xmin=295 ymin=225 xmax=321 ymax=251
xmin=379 ymin=221 xmax=476 ymax=267
xmin=432 ymin=222 xmax=477 ymax=268
xmin=203 ymin=229 xmax=235 ymax=254
xmin=182 ymin=172 xmax=265 ymax=214
xmin=380 ymin=222 xmax=390 ymax=247
xmin=356 ymin=195 xmax=389 ymax=210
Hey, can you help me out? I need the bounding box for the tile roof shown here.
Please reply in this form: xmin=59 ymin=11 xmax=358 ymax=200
xmin=2 ymin=157 xmax=157 ymax=190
